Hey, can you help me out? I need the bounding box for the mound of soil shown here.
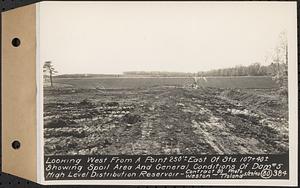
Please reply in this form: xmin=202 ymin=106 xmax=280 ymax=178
xmin=45 ymin=119 xmax=77 ymax=128
xmin=107 ymin=102 xmax=119 ymax=106
xmin=79 ymin=99 xmax=94 ymax=106
xmin=220 ymin=89 xmax=288 ymax=119
xmin=122 ymin=114 xmax=142 ymax=124
xmin=45 ymin=128 xmax=86 ymax=138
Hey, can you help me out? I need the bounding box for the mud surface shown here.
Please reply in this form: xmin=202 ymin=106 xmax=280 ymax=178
xmin=44 ymin=86 xmax=288 ymax=155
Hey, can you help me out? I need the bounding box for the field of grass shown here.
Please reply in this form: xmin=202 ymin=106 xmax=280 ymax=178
xmin=199 ymin=76 xmax=278 ymax=88
xmin=52 ymin=76 xmax=278 ymax=89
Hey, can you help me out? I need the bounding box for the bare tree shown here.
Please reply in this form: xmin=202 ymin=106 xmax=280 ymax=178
xmin=43 ymin=61 xmax=58 ymax=87
xmin=271 ymin=31 xmax=288 ymax=94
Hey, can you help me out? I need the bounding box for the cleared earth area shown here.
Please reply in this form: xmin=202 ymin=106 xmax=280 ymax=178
xmin=44 ymin=77 xmax=288 ymax=155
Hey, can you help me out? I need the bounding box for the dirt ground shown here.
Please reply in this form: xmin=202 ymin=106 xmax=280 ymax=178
xmin=44 ymin=86 xmax=289 ymax=155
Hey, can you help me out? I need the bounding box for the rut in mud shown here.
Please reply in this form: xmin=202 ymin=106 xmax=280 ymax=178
xmin=44 ymin=86 xmax=288 ymax=155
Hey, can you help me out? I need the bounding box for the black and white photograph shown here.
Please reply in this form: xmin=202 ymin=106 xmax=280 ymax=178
xmin=42 ymin=2 xmax=292 ymax=156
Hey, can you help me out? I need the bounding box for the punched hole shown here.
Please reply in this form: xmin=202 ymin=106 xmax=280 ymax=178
xmin=11 ymin=38 xmax=21 ymax=47
xmin=12 ymin=140 xmax=21 ymax=150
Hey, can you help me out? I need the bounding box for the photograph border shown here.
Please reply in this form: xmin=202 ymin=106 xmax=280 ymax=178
xmin=36 ymin=1 xmax=298 ymax=186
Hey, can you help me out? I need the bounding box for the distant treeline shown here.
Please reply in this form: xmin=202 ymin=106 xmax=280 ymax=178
xmin=55 ymin=74 xmax=121 ymax=78
xmin=197 ymin=63 xmax=287 ymax=77
xmin=55 ymin=72 xmax=195 ymax=78
xmin=123 ymin=71 xmax=194 ymax=77
xmin=124 ymin=63 xmax=287 ymax=77
xmin=55 ymin=63 xmax=287 ymax=78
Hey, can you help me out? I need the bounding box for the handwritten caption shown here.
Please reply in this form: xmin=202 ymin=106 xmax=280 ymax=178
xmin=44 ymin=154 xmax=288 ymax=180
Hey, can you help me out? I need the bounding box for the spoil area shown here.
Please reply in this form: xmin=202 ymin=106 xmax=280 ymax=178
xmin=44 ymin=86 xmax=288 ymax=155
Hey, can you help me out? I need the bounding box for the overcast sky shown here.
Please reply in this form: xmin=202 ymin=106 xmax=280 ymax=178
xmin=39 ymin=2 xmax=296 ymax=74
